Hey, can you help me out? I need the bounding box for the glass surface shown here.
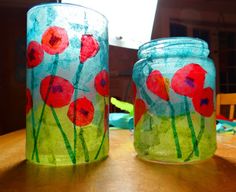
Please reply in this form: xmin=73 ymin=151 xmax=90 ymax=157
xmin=132 ymin=37 xmax=216 ymax=163
xmin=26 ymin=3 xmax=109 ymax=165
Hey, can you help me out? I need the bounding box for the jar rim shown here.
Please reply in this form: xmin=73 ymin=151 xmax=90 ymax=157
xmin=27 ymin=3 xmax=108 ymax=24
xmin=138 ymin=37 xmax=209 ymax=59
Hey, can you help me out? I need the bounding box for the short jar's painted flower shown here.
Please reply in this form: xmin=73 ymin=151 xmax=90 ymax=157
xmin=192 ymin=87 xmax=214 ymax=117
xmin=67 ymin=97 xmax=94 ymax=126
xmin=94 ymin=70 xmax=109 ymax=96
xmin=80 ymin=34 xmax=99 ymax=63
xmin=26 ymin=88 xmax=33 ymax=114
xmin=41 ymin=26 xmax=69 ymax=55
xmin=104 ymin=104 xmax=109 ymax=132
xmin=146 ymin=70 xmax=169 ymax=101
xmin=134 ymin=98 xmax=147 ymax=126
xmin=40 ymin=75 xmax=74 ymax=108
xmin=171 ymin=63 xmax=206 ymax=98
xmin=132 ymin=81 xmax=137 ymax=100
xmin=27 ymin=41 xmax=44 ymax=68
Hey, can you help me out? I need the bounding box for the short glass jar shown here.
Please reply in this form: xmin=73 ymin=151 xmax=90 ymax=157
xmin=132 ymin=37 xmax=216 ymax=163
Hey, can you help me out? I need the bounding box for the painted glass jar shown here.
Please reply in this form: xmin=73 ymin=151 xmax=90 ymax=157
xmin=26 ymin=3 xmax=109 ymax=165
xmin=132 ymin=37 xmax=216 ymax=163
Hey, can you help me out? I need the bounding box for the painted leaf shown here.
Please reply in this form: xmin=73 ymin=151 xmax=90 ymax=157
xmin=27 ymin=41 xmax=44 ymax=68
xmin=192 ymin=87 xmax=214 ymax=117
xmin=146 ymin=70 xmax=169 ymax=101
xmin=41 ymin=26 xmax=69 ymax=55
xmin=40 ymin=75 xmax=74 ymax=108
xmin=80 ymin=34 xmax=99 ymax=63
xmin=171 ymin=63 xmax=206 ymax=98
xmin=67 ymin=97 xmax=95 ymax=126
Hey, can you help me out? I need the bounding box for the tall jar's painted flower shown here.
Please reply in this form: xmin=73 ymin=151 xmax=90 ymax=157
xmin=171 ymin=63 xmax=206 ymax=98
xmin=134 ymin=98 xmax=147 ymax=126
xmin=192 ymin=87 xmax=214 ymax=117
xmin=40 ymin=75 xmax=74 ymax=108
xmin=26 ymin=88 xmax=33 ymax=114
xmin=67 ymin=97 xmax=95 ymax=126
xmin=27 ymin=41 xmax=44 ymax=68
xmin=146 ymin=70 xmax=169 ymax=101
xmin=41 ymin=26 xmax=69 ymax=55
xmin=80 ymin=34 xmax=99 ymax=63
xmin=94 ymin=70 xmax=109 ymax=96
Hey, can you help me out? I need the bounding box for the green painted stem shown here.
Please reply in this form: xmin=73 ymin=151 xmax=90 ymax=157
xmin=72 ymin=63 xmax=84 ymax=162
xmin=51 ymin=106 xmax=76 ymax=164
xmin=94 ymin=130 xmax=107 ymax=160
xmin=31 ymin=54 xmax=59 ymax=161
xmin=184 ymin=116 xmax=205 ymax=162
xmin=73 ymin=124 xmax=77 ymax=162
xmin=184 ymin=96 xmax=199 ymax=156
xmin=79 ymin=128 xmax=90 ymax=162
xmin=168 ymin=101 xmax=182 ymax=159
xmin=72 ymin=82 xmax=79 ymax=163
xmin=94 ymin=97 xmax=107 ymax=160
xmin=30 ymin=69 xmax=39 ymax=162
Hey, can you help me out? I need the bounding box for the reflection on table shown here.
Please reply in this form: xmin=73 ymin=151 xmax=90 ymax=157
xmin=0 ymin=129 xmax=236 ymax=192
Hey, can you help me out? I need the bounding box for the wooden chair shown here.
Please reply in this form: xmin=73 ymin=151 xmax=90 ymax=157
xmin=216 ymin=93 xmax=236 ymax=119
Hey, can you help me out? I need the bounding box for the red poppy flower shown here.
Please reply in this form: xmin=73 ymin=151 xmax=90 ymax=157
xmin=67 ymin=97 xmax=94 ymax=126
xmin=26 ymin=88 xmax=33 ymax=114
xmin=134 ymin=98 xmax=147 ymax=126
xmin=80 ymin=34 xmax=99 ymax=63
xmin=94 ymin=70 xmax=109 ymax=96
xmin=40 ymin=75 xmax=74 ymax=108
xmin=171 ymin=63 xmax=206 ymax=98
xmin=104 ymin=104 xmax=109 ymax=132
xmin=132 ymin=81 xmax=137 ymax=100
xmin=192 ymin=87 xmax=214 ymax=117
xmin=146 ymin=70 xmax=169 ymax=101
xmin=41 ymin=26 xmax=69 ymax=55
xmin=27 ymin=41 xmax=44 ymax=68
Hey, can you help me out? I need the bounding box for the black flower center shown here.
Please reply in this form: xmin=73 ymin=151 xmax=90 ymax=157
xmin=100 ymin=79 xmax=106 ymax=87
xmin=52 ymin=85 xmax=63 ymax=93
xmin=185 ymin=77 xmax=195 ymax=88
xmin=28 ymin=49 xmax=36 ymax=61
xmin=79 ymin=108 xmax=89 ymax=116
xmin=200 ymin=98 xmax=209 ymax=106
xmin=49 ymin=34 xmax=61 ymax=47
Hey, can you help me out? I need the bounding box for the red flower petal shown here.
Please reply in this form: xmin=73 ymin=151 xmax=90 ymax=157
xmin=192 ymin=87 xmax=214 ymax=117
xmin=40 ymin=75 xmax=74 ymax=108
xmin=104 ymin=104 xmax=109 ymax=132
xmin=132 ymin=81 xmax=137 ymax=101
xmin=171 ymin=63 xmax=206 ymax=98
xmin=146 ymin=70 xmax=169 ymax=101
xmin=80 ymin=34 xmax=99 ymax=63
xmin=94 ymin=70 xmax=109 ymax=96
xmin=27 ymin=41 xmax=44 ymax=68
xmin=26 ymin=88 xmax=33 ymax=114
xmin=134 ymin=98 xmax=147 ymax=126
xmin=67 ymin=97 xmax=94 ymax=126
xmin=41 ymin=26 xmax=69 ymax=55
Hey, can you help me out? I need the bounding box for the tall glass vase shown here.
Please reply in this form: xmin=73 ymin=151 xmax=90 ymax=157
xmin=26 ymin=3 xmax=109 ymax=165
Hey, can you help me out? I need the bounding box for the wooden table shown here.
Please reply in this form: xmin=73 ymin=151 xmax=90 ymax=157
xmin=1 ymin=129 xmax=236 ymax=192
